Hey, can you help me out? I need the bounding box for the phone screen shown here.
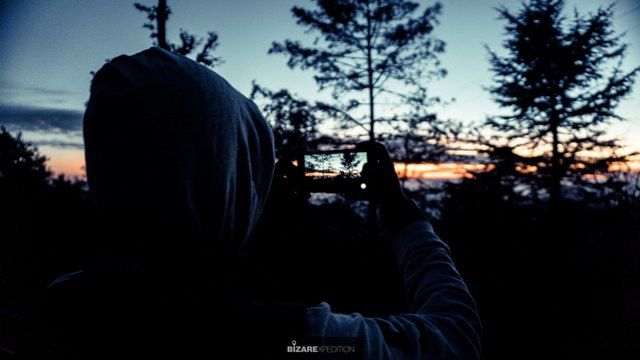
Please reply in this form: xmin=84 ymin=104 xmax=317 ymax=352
xmin=303 ymin=150 xmax=368 ymax=193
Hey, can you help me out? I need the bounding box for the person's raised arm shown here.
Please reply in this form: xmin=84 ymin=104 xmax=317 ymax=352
xmin=306 ymin=142 xmax=481 ymax=359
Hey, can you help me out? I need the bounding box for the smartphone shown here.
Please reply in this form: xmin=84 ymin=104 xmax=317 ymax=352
xmin=299 ymin=149 xmax=369 ymax=195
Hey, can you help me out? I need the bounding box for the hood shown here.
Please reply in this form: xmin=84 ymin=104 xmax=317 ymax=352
xmin=83 ymin=47 xmax=274 ymax=251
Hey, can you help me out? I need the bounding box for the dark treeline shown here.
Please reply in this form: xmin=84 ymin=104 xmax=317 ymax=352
xmin=1 ymin=0 xmax=639 ymax=358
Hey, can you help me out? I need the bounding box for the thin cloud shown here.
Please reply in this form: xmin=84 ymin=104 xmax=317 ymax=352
xmin=0 ymin=80 xmax=83 ymax=110
xmin=32 ymin=139 xmax=84 ymax=149
xmin=0 ymin=79 xmax=79 ymax=96
xmin=0 ymin=104 xmax=83 ymax=134
xmin=0 ymin=104 xmax=84 ymax=149
xmin=20 ymin=85 xmax=78 ymax=96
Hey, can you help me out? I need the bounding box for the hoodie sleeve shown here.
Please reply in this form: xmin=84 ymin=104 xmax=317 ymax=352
xmin=306 ymin=221 xmax=481 ymax=359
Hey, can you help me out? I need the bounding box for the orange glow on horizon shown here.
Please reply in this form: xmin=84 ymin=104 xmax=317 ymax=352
xmin=393 ymin=160 xmax=640 ymax=180
xmin=41 ymin=147 xmax=640 ymax=181
xmin=394 ymin=163 xmax=487 ymax=180
xmin=41 ymin=146 xmax=85 ymax=178
xmin=610 ymin=160 xmax=640 ymax=172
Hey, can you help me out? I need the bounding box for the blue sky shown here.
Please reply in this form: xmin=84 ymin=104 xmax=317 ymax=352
xmin=0 ymin=0 xmax=638 ymax=176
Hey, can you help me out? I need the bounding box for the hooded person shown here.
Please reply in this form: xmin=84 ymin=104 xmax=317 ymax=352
xmin=18 ymin=47 xmax=295 ymax=359
xmin=19 ymin=47 xmax=481 ymax=359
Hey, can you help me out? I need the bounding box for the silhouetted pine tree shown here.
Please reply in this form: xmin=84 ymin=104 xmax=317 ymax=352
xmin=0 ymin=127 xmax=50 ymax=189
xmin=270 ymin=0 xmax=447 ymax=144
xmin=485 ymin=0 xmax=638 ymax=207
xmin=135 ymin=0 xmax=222 ymax=67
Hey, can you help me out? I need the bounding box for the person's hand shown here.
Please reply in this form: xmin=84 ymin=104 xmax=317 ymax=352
xmin=357 ymin=141 xmax=426 ymax=236
xmin=356 ymin=141 xmax=406 ymax=205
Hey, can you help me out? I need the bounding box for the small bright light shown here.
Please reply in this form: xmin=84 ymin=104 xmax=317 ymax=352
xmin=360 ymin=183 xmax=367 ymax=190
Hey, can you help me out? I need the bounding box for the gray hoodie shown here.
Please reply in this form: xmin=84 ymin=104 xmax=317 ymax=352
xmin=84 ymin=47 xmax=274 ymax=251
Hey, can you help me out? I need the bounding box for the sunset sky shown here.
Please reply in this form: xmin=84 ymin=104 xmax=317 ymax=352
xmin=0 ymin=0 xmax=638 ymax=178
